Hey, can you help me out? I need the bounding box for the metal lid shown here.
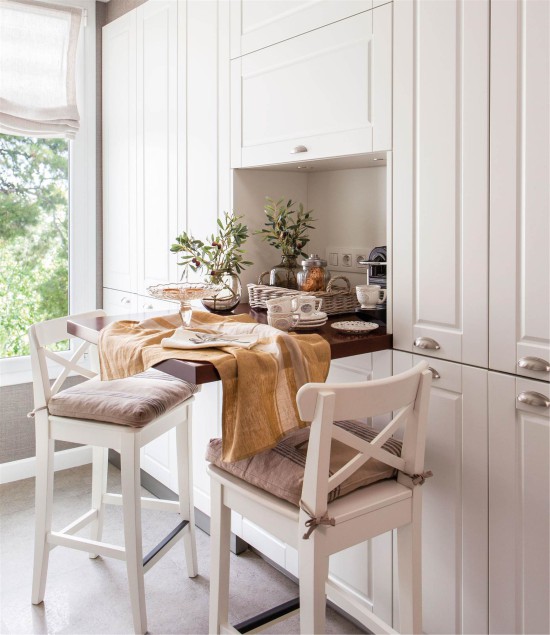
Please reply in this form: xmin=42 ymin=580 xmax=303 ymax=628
xmin=301 ymin=253 xmax=327 ymax=268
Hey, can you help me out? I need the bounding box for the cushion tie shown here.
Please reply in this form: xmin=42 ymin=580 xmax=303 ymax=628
xmin=299 ymin=501 xmax=335 ymax=540
xmin=409 ymin=470 xmax=433 ymax=486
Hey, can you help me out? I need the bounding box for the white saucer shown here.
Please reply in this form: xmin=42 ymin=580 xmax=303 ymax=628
xmin=294 ymin=321 xmax=327 ymax=330
xmin=330 ymin=321 xmax=379 ymax=334
xmin=298 ymin=311 xmax=327 ymax=323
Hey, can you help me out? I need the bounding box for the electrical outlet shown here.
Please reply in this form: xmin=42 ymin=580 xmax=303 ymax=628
xmin=352 ymin=248 xmax=372 ymax=271
xmin=342 ymin=253 xmax=353 ymax=267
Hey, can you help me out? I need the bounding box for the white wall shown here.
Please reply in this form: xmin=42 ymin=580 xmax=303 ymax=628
xmin=234 ymin=165 xmax=387 ymax=296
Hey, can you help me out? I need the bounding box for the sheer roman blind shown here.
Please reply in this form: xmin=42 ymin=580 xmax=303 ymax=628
xmin=0 ymin=0 xmax=82 ymax=138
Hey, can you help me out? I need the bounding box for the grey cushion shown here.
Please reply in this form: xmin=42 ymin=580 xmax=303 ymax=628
xmin=48 ymin=369 xmax=198 ymax=427
xmin=206 ymin=420 xmax=402 ymax=507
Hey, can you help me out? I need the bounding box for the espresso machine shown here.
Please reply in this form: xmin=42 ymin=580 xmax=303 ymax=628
xmin=356 ymin=246 xmax=387 ymax=324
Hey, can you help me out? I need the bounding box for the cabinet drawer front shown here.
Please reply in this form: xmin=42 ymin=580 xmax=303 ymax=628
xmin=137 ymin=294 xmax=177 ymax=313
xmin=233 ymin=12 xmax=374 ymax=168
xmin=103 ymin=288 xmax=138 ymax=315
xmin=231 ymin=0 xmax=373 ymax=58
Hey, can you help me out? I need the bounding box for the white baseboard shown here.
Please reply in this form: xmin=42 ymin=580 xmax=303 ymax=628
xmin=0 ymin=446 xmax=93 ymax=485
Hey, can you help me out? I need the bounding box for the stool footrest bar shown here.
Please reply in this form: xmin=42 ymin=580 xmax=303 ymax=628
xmin=234 ymin=597 xmax=300 ymax=634
xmin=58 ymin=509 xmax=98 ymax=536
xmin=142 ymin=519 xmax=189 ymax=573
xmin=48 ymin=532 xmax=126 ymax=560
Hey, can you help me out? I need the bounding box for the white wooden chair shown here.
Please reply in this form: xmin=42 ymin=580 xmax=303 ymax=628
xmin=29 ymin=310 xmax=198 ymax=635
xmin=208 ymin=361 xmax=432 ymax=635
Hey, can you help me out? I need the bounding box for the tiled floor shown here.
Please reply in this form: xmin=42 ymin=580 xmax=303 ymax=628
xmin=0 ymin=464 xmax=363 ymax=634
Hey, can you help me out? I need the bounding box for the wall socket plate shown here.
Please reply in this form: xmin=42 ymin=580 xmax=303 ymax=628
xmin=326 ymin=246 xmax=372 ymax=273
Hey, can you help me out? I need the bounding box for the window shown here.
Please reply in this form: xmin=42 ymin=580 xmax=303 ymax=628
xmin=0 ymin=0 xmax=96 ymax=385
xmin=0 ymin=135 xmax=70 ymax=358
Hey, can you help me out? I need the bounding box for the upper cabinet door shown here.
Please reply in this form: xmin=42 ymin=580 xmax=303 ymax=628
xmin=102 ymin=12 xmax=137 ymax=294
xmin=392 ymin=0 xmax=489 ymax=367
xmin=136 ymin=0 xmax=179 ymax=295
xmin=231 ymin=7 xmax=392 ymax=168
xmin=489 ymin=0 xmax=550 ymax=381
xmin=230 ymin=0 xmax=373 ymax=58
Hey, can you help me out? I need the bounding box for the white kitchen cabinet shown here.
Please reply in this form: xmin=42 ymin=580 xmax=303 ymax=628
xmin=392 ymin=0 xmax=489 ymax=368
xmin=488 ymin=373 xmax=550 ymax=635
xmin=103 ymin=1 xmax=185 ymax=301
xmin=393 ymin=352 xmax=488 ymax=634
xmin=102 ymin=11 xmax=137 ymax=294
xmin=230 ymin=0 xmax=373 ymax=58
xmin=102 ymin=0 xmax=226 ymax=489
xmin=231 ymin=5 xmax=392 ymax=168
xmin=489 ymin=0 xmax=550 ymax=381
xmin=136 ymin=0 xmax=181 ymax=295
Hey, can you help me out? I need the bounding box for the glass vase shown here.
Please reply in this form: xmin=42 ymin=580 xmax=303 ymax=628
xmin=269 ymin=255 xmax=300 ymax=290
xmin=201 ymin=270 xmax=242 ymax=312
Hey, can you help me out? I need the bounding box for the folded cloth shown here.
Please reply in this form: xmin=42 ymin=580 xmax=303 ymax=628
xmin=98 ymin=311 xmax=330 ymax=462
xmin=161 ymin=327 xmax=259 ymax=350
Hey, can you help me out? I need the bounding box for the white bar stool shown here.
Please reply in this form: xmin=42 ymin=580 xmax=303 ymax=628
xmin=208 ymin=362 xmax=432 ymax=635
xmin=29 ymin=310 xmax=198 ymax=634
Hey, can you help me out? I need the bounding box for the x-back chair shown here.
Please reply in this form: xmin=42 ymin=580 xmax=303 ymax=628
xmin=29 ymin=310 xmax=198 ymax=634
xmin=208 ymin=361 xmax=432 ymax=635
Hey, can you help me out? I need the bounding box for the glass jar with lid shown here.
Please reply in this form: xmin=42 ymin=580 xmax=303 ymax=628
xmin=297 ymin=254 xmax=331 ymax=292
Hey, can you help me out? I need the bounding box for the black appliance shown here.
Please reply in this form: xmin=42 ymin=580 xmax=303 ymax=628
xmin=356 ymin=246 xmax=387 ymax=324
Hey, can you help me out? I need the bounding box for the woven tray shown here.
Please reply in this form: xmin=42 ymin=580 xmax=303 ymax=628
xmin=248 ymin=276 xmax=360 ymax=315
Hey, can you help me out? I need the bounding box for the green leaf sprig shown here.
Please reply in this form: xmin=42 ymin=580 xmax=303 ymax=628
xmin=255 ymin=198 xmax=315 ymax=258
xmin=170 ymin=211 xmax=252 ymax=276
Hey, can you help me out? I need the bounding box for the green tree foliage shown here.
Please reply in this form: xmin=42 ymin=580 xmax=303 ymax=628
xmin=0 ymin=134 xmax=69 ymax=358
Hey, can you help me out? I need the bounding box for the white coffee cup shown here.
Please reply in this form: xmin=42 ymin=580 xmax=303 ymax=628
xmin=292 ymin=295 xmax=323 ymax=317
xmin=267 ymin=312 xmax=301 ymax=331
xmin=266 ymin=297 xmax=295 ymax=314
xmin=356 ymin=285 xmax=387 ymax=309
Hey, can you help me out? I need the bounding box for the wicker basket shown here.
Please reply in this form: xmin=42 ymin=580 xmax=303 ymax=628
xmin=247 ymin=276 xmax=360 ymax=315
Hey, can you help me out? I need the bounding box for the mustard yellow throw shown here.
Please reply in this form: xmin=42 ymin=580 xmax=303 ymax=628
xmin=98 ymin=311 xmax=330 ymax=462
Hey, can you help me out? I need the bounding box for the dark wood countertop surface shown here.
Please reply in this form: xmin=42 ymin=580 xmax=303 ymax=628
xmin=67 ymin=304 xmax=392 ymax=385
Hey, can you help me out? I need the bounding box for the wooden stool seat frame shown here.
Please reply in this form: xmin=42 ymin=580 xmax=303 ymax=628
xmin=208 ymin=362 xmax=432 ymax=635
xmin=29 ymin=310 xmax=198 ymax=635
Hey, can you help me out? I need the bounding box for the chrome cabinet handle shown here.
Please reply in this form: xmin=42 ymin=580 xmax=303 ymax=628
xmin=517 ymin=391 xmax=550 ymax=409
xmin=121 ymin=297 xmax=131 ymax=305
xmin=414 ymin=337 xmax=441 ymax=350
xmin=518 ymin=356 xmax=550 ymax=372
xmin=291 ymin=145 xmax=308 ymax=154
xmin=428 ymin=367 xmax=440 ymax=379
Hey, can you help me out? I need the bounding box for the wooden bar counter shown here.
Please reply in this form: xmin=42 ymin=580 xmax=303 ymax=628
xmin=67 ymin=304 xmax=392 ymax=385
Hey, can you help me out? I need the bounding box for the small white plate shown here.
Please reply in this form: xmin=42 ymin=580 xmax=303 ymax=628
xmin=330 ymin=321 xmax=379 ymax=334
xmin=294 ymin=321 xmax=327 ymax=330
xmin=298 ymin=311 xmax=327 ymax=322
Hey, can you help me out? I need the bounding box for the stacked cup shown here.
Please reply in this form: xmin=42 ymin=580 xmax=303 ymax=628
xmin=265 ymin=297 xmax=301 ymax=331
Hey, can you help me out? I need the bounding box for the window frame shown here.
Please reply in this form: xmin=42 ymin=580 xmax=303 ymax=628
xmin=0 ymin=0 xmax=97 ymax=387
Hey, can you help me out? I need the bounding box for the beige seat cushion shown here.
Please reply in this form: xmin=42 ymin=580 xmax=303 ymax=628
xmin=206 ymin=420 xmax=402 ymax=507
xmin=48 ymin=369 xmax=198 ymax=427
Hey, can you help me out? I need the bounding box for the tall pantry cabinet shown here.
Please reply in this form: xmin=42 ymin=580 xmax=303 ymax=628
xmin=102 ymin=0 xmax=230 ymax=494
xmin=488 ymin=1 xmax=550 ymax=634
xmin=393 ymin=1 xmax=549 ymax=634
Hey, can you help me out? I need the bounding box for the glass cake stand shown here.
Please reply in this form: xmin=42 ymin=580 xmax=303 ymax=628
xmin=147 ymin=282 xmax=221 ymax=327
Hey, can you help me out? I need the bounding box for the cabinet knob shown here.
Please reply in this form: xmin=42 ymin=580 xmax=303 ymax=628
xmin=143 ymin=303 xmax=153 ymax=310
xmin=518 ymin=356 xmax=550 ymax=372
xmin=414 ymin=337 xmax=441 ymax=350
xmin=121 ymin=297 xmax=131 ymax=305
xmin=291 ymin=145 xmax=308 ymax=154
xmin=517 ymin=391 xmax=550 ymax=409
xmin=428 ymin=367 xmax=440 ymax=379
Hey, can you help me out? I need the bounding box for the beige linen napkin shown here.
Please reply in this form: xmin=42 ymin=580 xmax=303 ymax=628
xmin=98 ymin=311 xmax=330 ymax=462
